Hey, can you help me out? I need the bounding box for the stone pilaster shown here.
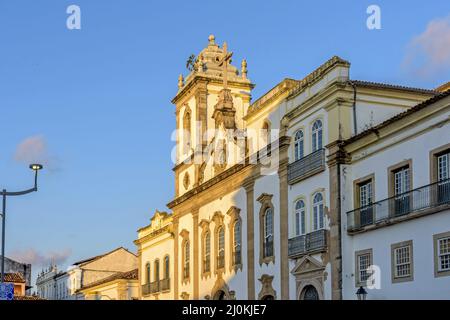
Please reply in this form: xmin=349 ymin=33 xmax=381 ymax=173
xmin=137 ymin=246 xmax=142 ymax=299
xmin=192 ymin=209 xmax=199 ymax=299
xmin=173 ymin=216 xmax=179 ymax=300
xmin=278 ymin=136 xmax=290 ymax=300
xmin=243 ymin=178 xmax=255 ymax=299
xmin=326 ymin=140 xmax=350 ymax=300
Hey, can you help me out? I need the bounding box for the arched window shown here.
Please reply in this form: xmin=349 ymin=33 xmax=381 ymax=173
xmin=233 ymin=220 xmax=242 ymax=265
xmin=183 ymin=108 xmax=191 ymax=154
xmin=313 ymin=193 xmax=324 ymax=230
xmin=263 ymin=208 xmax=274 ymax=257
xmin=154 ymin=260 xmax=160 ymax=282
xmin=204 ymin=232 xmax=211 ymax=273
xmin=312 ymin=120 xmax=323 ymax=152
xmin=261 ymin=121 xmax=271 ymax=154
xmin=217 ymin=226 xmax=225 ymax=269
xmin=295 ymin=200 xmax=306 ymax=236
xmin=183 ymin=241 xmax=190 ymax=280
xmin=164 ymin=256 xmax=170 ymax=280
xmin=294 ymin=130 xmax=304 ymax=161
xmin=145 ymin=262 xmax=151 ymax=284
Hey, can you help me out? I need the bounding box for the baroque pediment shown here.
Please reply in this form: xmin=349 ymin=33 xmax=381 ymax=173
xmin=291 ymin=255 xmax=325 ymax=275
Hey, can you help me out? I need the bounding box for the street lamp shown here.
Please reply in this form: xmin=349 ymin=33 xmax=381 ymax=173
xmin=356 ymin=286 xmax=368 ymax=300
xmin=1 ymin=164 xmax=43 ymax=284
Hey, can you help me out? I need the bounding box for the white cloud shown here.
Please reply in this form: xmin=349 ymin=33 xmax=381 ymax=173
xmin=403 ymin=15 xmax=450 ymax=78
xmin=14 ymin=135 xmax=60 ymax=172
xmin=9 ymin=248 xmax=72 ymax=267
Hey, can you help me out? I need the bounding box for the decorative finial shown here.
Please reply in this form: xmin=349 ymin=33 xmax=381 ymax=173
xmin=241 ymin=59 xmax=248 ymax=79
xmin=178 ymin=74 xmax=184 ymax=89
xmin=208 ymin=34 xmax=215 ymax=45
xmin=196 ymin=54 xmax=204 ymax=72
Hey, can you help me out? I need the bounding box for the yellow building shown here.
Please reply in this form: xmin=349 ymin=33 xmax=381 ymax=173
xmin=78 ymin=269 xmax=139 ymax=300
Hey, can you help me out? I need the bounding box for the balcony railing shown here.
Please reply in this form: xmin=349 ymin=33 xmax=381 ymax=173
xmin=347 ymin=179 xmax=450 ymax=232
xmin=141 ymin=283 xmax=151 ymax=295
xmin=142 ymin=279 xmax=171 ymax=295
xmin=160 ymin=278 xmax=170 ymax=291
xmin=150 ymin=280 xmax=160 ymax=293
xmin=288 ymin=148 xmax=325 ymax=184
xmin=288 ymin=229 xmax=327 ymax=258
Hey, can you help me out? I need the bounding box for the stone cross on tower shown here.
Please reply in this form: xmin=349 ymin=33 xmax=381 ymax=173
xmin=217 ymin=42 xmax=233 ymax=90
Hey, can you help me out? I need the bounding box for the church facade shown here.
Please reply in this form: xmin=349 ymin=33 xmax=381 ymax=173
xmin=134 ymin=35 xmax=449 ymax=300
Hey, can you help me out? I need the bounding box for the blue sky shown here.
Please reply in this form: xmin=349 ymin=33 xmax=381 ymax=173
xmin=1 ymin=1 xmax=449 ymax=288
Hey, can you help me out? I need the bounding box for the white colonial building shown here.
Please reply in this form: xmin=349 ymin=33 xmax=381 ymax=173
xmin=36 ymin=247 xmax=137 ymax=300
xmin=134 ymin=35 xmax=448 ymax=300
xmin=340 ymin=91 xmax=450 ymax=299
xmin=36 ymin=264 xmax=70 ymax=300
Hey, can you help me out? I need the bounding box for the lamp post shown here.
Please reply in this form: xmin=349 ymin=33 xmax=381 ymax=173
xmin=356 ymin=286 xmax=368 ymax=300
xmin=1 ymin=164 xmax=43 ymax=284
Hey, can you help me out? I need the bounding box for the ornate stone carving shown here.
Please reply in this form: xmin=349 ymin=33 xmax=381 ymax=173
xmin=183 ymin=172 xmax=190 ymax=190
xmin=258 ymin=274 xmax=277 ymax=300
xmin=291 ymin=255 xmax=325 ymax=300
xmin=212 ymin=89 xmax=236 ymax=130
xmin=241 ymin=59 xmax=248 ymax=79
xmin=211 ymin=275 xmax=234 ymax=300
xmin=178 ymin=74 xmax=184 ymax=89
xmin=180 ymin=292 xmax=189 ymax=300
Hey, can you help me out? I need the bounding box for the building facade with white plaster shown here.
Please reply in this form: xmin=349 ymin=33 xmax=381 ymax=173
xmin=36 ymin=247 xmax=137 ymax=300
xmin=340 ymin=91 xmax=450 ymax=299
xmin=134 ymin=35 xmax=448 ymax=300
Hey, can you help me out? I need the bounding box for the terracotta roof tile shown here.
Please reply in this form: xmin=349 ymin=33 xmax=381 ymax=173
xmin=78 ymin=269 xmax=138 ymax=292
xmin=3 ymin=273 xmax=25 ymax=283
xmin=352 ymin=80 xmax=437 ymax=95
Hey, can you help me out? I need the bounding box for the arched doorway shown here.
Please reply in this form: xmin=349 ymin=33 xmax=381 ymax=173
xmin=301 ymin=285 xmax=319 ymax=300
xmin=261 ymin=295 xmax=275 ymax=300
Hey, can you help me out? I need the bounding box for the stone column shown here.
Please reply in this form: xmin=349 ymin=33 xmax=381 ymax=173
xmin=278 ymin=136 xmax=290 ymax=300
xmin=173 ymin=216 xmax=179 ymax=300
xmin=243 ymin=178 xmax=255 ymax=299
xmin=137 ymin=246 xmax=142 ymax=299
xmin=192 ymin=209 xmax=199 ymax=299
xmin=326 ymin=140 xmax=349 ymax=300
xmin=175 ymin=108 xmax=181 ymax=198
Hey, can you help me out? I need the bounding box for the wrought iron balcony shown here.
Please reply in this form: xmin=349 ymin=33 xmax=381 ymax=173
xmin=150 ymin=280 xmax=160 ymax=293
xmin=288 ymin=229 xmax=327 ymax=258
xmin=160 ymin=278 xmax=170 ymax=292
xmin=141 ymin=283 xmax=151 ymax=295
xmin=288 ymin=149 xmax=325 ymax=184
xmin=142 ymin=279 xmax=171 ymax=295
xmin=347 ymin=179 xmax=450 ymax=233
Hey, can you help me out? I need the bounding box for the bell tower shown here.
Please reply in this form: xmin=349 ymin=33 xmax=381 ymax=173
xmin=172 ymin=35 xmax=254 ymax=197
